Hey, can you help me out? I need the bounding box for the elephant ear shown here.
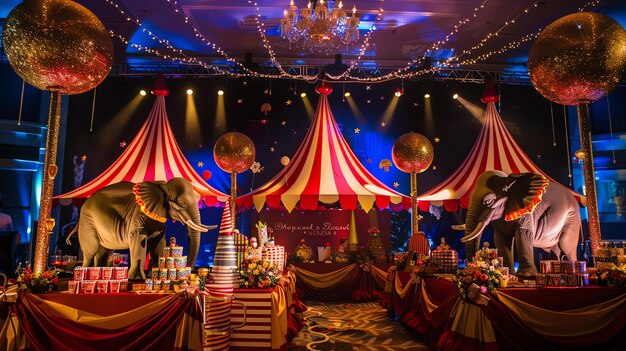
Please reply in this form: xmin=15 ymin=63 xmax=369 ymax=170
xmin=133 ymin=181 xmax=168 ymax=223
xmin=503 ymin=173 xmax=549 ymax=221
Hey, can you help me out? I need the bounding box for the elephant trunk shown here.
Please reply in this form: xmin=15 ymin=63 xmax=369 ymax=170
xmin=186 ymin=207 xmax=202 ymax=269
xmin=463 ymin=207 xmax=483 ymax=261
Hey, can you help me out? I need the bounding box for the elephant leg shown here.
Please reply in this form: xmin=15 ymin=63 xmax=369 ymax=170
xmin=149 ymin=233 xmax=166 ymax=269
xmin=128 ymin=238 xmax=147 ymax=280
xmin=559 ymin=217 xmax=580 ymax=262
xmin=515 ymin=229 xmax=538 ymax=277
xmin=494 ymin=231 xmax=514 ymax=273
xmin=93 ymin=247 xmax=110 ymax=267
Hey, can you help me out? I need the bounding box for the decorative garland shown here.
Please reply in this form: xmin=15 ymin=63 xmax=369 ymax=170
xmin=133 ymin=183 xmax=167 ymax=223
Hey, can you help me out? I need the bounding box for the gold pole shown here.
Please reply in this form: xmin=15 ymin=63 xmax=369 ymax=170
xmin=410 ymin=172 xmax=418 ymax=236
xmin=33 ymin=91 xmax=62 ymax=274
xmin=577 ymin=102 xmax=601 ymax=256
xmin=231 ymin=172 xmax=237 ymax=229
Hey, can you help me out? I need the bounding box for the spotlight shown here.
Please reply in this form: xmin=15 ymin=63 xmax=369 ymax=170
xmin=300 ymin=92 xmax=307 ymax=98
xmin=140 ymin=90 xmax=147 ymax=96
xmin=217 ymin=90 xmax=224 ymax=96
xmin=344 ymin=92 xmax=351 ymax=98
xmin=452 ymin=93 xmax=459 ymax=100
xmin=186 ymin=89 xmax=194 ymax=95
xmin=424 ymin=93 xmax=431 ymax=99
xmin=394 ymin=88 xmax=404 ymax=97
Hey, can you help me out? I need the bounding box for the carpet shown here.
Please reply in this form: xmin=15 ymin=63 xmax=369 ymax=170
xmin=288 ymin=301 xmax=431 ymax=351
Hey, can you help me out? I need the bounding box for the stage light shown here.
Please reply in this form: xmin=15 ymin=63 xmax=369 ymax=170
xmin=344 ymin=92 xmax=351 ymax=97
xmin=452 ymin=93 xmax=459 ymax=99
xmin=300 ymin=92 xmax=307 ymax=98
xmin=140 ymin=90 xmax=147 ymax=96
xmin=395 ymin=88 xmax=404 ymax=97
xmin=424 ymin=93 xmax=431 ymax=99
xmin=217 ymin=90 xmax=224 ymax=96
xmin=186 ymin=89 xmax=194 ymax=95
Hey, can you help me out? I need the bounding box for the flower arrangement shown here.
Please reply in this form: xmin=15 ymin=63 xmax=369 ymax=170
xmin=473 ymin=247 xmax=502 ymax=268
xmin=239 ymin=259 xmax=280 ymax=289
xmin=394 ymin=252 xmax=409 ymax=270
xmin=15 ymin=262 xmax=61 ymax=294
xmin=413 ymin=255 xmax=439 ymax=277
xmin=598 ymin=264 xmax=626 ymax=287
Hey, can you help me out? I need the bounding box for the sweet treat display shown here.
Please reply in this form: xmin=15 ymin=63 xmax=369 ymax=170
xmin=536 ymin=260 xmax=589 ymax=286
xmin=69 ymin=266 xmax=128 ymax=294
xmin=263 ymin=245 xmax=285 ymax=271
xmin=430 ymin=238 xmax=458 ymax=273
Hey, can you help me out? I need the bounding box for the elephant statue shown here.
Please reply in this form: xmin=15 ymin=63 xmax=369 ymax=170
xmin=67 ymin=177 xmax=217 ymax=280
xmin=453 ymin=170 xmax=581 ymax=277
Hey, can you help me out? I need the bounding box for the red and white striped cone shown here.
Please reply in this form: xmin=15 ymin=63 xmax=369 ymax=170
xmin=203 ymin=328 xmax=230 ymax=351
xmin=212 ymin=203 xmax=240 ymax=288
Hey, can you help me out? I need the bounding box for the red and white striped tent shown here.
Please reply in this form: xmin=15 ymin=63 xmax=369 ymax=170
xmin=238 ymin=86 xmax=411 ymax=213
xmin=55 ymin=88 xmax=228 ymax=207
xmin=417 ymin=83 xmax=584 ymax=212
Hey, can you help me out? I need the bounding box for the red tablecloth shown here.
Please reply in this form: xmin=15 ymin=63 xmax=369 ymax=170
xmin=38 ymin=292 xmax=167 ymax=316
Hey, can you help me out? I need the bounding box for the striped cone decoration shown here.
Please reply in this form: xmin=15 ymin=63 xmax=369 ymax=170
xmin=203 ymin=328 xmax=230 ymax=351
xmin=212 ymin=203 xmax=240 ymax=289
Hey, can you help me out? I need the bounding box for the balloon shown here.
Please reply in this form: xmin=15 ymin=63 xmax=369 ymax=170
xmin=280 ymin=156 xmax=290 ymax=166
xmin=528 ymin=12 xmax=626 ymax=106
xmin=202 ymin=170 xmax=212 ymax=180
xmin=2 ymin=0 xmax=113 ymax=95
xmin=213 ymin=132 xmax=256 ymax=173
xmin=392 ymin=133 xmax=434 ymax=174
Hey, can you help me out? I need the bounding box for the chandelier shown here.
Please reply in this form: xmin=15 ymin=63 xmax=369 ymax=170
xmin=280 ymin=0 xmax=360 ymax=53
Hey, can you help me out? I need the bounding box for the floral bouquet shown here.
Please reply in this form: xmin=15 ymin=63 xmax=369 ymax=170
xmin=16 ymin=262 xmax=61 ymax=294
xmin=394 ymin=252 xmax=409 ymax=270
xmin=292 ymin=239 xmax=314 ymax=262
xmin=598 ymin=264 xmax=626 ymax=287
xmin=239 ymin=259 xmax=281 ymax=289
xmin=453 ymin=260 xmax=507 ymax=304
xmin=474 ymin=247 xmax=502 ymax=268
xmin=413 ymin=255 xmax=439 ymax=278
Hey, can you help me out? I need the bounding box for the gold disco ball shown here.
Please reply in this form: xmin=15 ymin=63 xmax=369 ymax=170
xmin=2 ymin=0 xmax=113 ymax=94
xmin=528 ymin=12 xmax=626 ymax=106
xmin=392 ymin=133 xmax=434 ymax=174
xmin=214 ymin=132 xmax=256 ymax=174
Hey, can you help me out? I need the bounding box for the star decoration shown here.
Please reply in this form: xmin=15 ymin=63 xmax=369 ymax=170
xmin=237 ymin=99 xmax=243 ymax=104
xmin=434 ymin=137 xmax=440 ymax=143
xmin=354 ymin=128 xmax=360 ymax=134
xmin=81 ymin=155 xmax=87 ymax=161
xmin=286 ymin=100 xmax=292 ymax=106
xmin=380 ymin=122 xmax=387 ymax=127
xmin=413 ymin=102 xmax=418 ymax=107
xmin=250 ymin=161 xmax=263 ymax=173
xmin=119 ymin=141 xmax=127 ymax=148
xmin=366 ymin=85 xmax=371 ymax=90
xmin=433 ymin=166 xmax=437 ymax=170
xmin=270 ymin=147 xmax=275 ymax=152
xmin=197 ymin=161 xmax=204 ymax=167
xmin=243 ymin=81 xmax=248 ymax=86
xmin=367 ymin=99 xmax=371 ymax=104
xmin=393 ymin=182 xmax=399 ymax=188
xmin=281 ymin=120 xmax=287 ymax=126
xmin=380 ymin=96 xmax=384 ymax=100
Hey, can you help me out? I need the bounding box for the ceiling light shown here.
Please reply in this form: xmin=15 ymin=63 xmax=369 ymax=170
xmin=217 ymin=90 xmax=224 ymax=96
xmin=280 ymin=0 xmax=360 ymax=53
xmin=452 ymin=93 xmax=459 ymax=99
xmin=344 ymin=92 xmax=351 ymax=97
xmin=424 ymin=93 xmax=431 ymax=99
xmin=395 ymin=88 xmax=404 ymax=97
xmin=186 ymin=89 xmax=194 ymax=95
xmin=300 ymin=92 xmax=307 ymax=98
xmin=140 ymin=90 xmax=147 ymax=96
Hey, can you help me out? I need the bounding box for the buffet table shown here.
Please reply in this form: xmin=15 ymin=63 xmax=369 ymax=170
xmin=291 ymin=262 xmax=392 ymax=301
xmin=383 ymin=270 xmax=626 ymax=351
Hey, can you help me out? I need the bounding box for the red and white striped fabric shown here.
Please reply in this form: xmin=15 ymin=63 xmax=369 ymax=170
xmin=238 ymin=91 xmax=410 ymax=213
xmin=219 ymin=202 xmax=234 ymax=234
xmin=229 ymin=290 xmax=273 ymax=351
xmin=54 ymin=95 xmax=228 ymax=207
xmin=417 ymin=100 xmax=585 ymax=212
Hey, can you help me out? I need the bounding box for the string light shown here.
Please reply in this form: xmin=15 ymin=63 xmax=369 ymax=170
xmin=187 ymin=89 xmax=194 ymax=95
xmin=140 ymin=89 xmax=147 ymax=96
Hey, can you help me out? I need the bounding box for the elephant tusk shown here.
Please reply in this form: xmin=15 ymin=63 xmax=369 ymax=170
xmin=461 ymin=221 xmax=486 ymax=243
xmin=451 ymin=224 xmax=465 ymax=231
xmin=201 ymin=224 xmax=218 ymax=230
xmin=186 ymin=219 xmax=208 ymax=232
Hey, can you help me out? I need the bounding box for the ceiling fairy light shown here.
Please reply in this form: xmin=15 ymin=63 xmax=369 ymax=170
xmin=217 ymin=90 xmax=224 ymax=96
xmin=280 ymin=0 xmax=360 ymax=53
xmin=140 ymin=89 xmax=147 ymax=96
xmin=424 ymin=93 xmax=431 ymax=99
xmin=452 ymin=93 xmax=459 ymax=99
xmin=300 ymin=92 xmax=307 ymax=98
xmin=187 ymin=89 xmax=194 ymax=95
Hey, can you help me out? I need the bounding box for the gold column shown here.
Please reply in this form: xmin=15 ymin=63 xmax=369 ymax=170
xmin=577 ymin=102 xmax=601 ymax=256
xmin=33 ymin=91 xmax=62 ymax=274
xmin=231 ymin=172 xmax=237 ymax=229
xmin=410 ymin=172 xmax=418 ymax=236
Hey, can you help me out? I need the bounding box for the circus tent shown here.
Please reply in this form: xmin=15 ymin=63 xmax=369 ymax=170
xmin=238 ymin=86 xmax=411 ymax=213
xmin=417 ymin=82 xmax=585 ymax=212
xmin=54 ymin=88 xmax=229 ymax=207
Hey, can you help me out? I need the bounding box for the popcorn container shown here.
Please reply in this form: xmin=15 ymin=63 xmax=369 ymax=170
xmin=112 ymin=267 xmax=128 ymax=280
xmin=151 ymin=267 xmax=160 ymax=281
xmin=97 ymin=280 xmax=109 ymax=293
xmin=145 ymin=279 xmax=154 ymax=292
xmin=168 ymin=268 xmax=177 ymax=281
xmin=174 ymin=257 xmax=186 ymax=269
xmin=110 ymin=280 xmax=121 ymax=293
xmin=171 ymin=246 xmax=183 ymax=258
xmin=158 ymin=257 xmax=166 ymax=269
xmin=101 ymin=267 xmax=114 ymax=280
xmin=74 ymin=267 xmax=86 ymax=281
xmin=83 ymin=281 xmax=97 ymax=293
xmin=166 ymin=257 xmax=175 ymax=269
xmin=68 ymin=280 xmax=79 ymax=294
xmin=87 ymin=267 xmax=101 ymax=280
xmin=160 ymin=268 xmax=168 ymax=282
xmin=162 ymin=247 xmax=171 ymax=258
xmin=119 ymin=280 xmax=129 ymax=292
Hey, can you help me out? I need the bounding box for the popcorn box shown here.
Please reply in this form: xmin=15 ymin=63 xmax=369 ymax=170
xmin=110 ymin=280 xmax=121 ymax=293
xmin=132 ymin=283 xmax=146 ymax=292
xmin=166 ymin=257 xmax=175 ymax=269
xmin=575 ymin=261 xmax=587 ymax=274
xmin=158 ymin=257 xmax=166 ymax=269
xmin=112 ymin=267 xmax=128 ymax=280
xmin=551 ymin=261 xmax=562 ymax=274
xmin=97 ymin=280 xmax=109 ymax=293
xmin=145 ymin=279 xmax=154 ymax=292
xmin=160 ymin=268 xmax=168 ymax=282
xmin=170 ymin=246 xmax=183 ymax=258
xmin=83 ymin=280 xmax=97 ymax=293
xmin=162 ymin=247 xmax=171 ymax=258
xmin=168 ymin=268 xmax=177 ymax=281
xmin=564 ymin=274 xmax=578 ymax=286
xmin=430 ymin=250 xmax=459 ymax=273
xmin=174 ymin=257 xmax=187 ymax=269
xmin=68 ymin=280 xmax=79 ymax=294
xmin=101 ymin=267 xmax=114 ymax=280
xmin=536 ymin=273 xmax=547 ymax=286
xmin=151 ymin=267 xmax=160 ymax=281
xmin=119 ymin=280 xmax=128 ymax=292
xmin=547 ymin=274 xmax=563 ymax=286
xmin=562 ymin=261 xmax=576 ymax=274
xmin=540 ymin=260 xmax=552 ymax=273
xmin=73 ymin=267 xmax=86 ymax=281
xmin=86 ymin=267 xmax=101 ymax=280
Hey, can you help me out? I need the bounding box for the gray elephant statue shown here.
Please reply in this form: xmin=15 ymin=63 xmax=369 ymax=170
xmin=67 ymin=177 xmax=217 ymax=280
xmin=453 ymin=170 xmax=581 ymax=277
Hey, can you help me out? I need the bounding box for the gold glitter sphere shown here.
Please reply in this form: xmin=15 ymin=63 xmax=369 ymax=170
xmin=392 ymin=133 xmax=434 ymax=174
xmin=214 ymin=132 xmax=256 ymax=174
xmin=528 ymin=12 xmax=626 ymax=106
xmin=2 ymin=0 xmax=113 ymax=94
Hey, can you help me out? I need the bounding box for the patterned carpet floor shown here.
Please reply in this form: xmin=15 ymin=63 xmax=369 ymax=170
xmin=288 ymin=301 xmax=431 ymax=351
